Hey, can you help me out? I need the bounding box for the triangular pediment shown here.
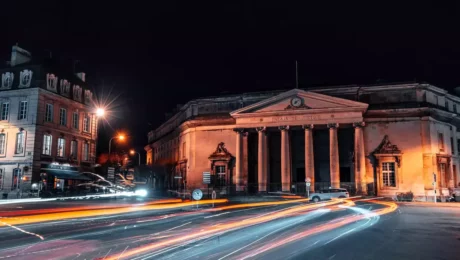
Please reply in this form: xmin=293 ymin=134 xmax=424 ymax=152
xmin=231 ymin=89 xmax=368 ymax=117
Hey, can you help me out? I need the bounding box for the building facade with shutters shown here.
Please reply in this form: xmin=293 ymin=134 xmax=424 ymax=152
xmin=0 ymin=46 xmax=98 ymax=196
xmin=146 ymin=83 xmax=460 ymax=201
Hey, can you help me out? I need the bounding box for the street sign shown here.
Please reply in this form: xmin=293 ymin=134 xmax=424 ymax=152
xmin=305 ymin=177 xmax=312 ymax=183
xmin=107 ymin=167 xmax=115 ymax=180
xmin=203 ymin=172 xmax=211 ymax=184
xmin=192 ymin=189 xmax=203 ymax=201
xmin=174 ymin=176 xmax=183 ymax=179
xmin=306 ymin=182 xmax=311 ymax=187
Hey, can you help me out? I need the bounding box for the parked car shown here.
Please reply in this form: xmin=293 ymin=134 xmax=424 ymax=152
xmin=309 ymin=188 xmax=349 ymax=202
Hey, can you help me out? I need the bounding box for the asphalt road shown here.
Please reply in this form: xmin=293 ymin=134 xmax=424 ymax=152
xmin=0 ymin=198 xmax=458 ymax=260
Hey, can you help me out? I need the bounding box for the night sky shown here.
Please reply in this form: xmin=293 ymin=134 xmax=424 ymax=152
xmin=3 ymin=1 xmax=460 ymax=160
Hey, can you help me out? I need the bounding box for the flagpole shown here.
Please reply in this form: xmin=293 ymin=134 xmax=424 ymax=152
xmin=295 ymin=60 xmax=299 ymax=89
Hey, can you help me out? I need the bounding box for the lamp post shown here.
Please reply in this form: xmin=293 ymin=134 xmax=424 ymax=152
xmin=130 ymin=150 xmax=141 ymax=166
xmin=108 ymin=135 xmax=125 ymax=162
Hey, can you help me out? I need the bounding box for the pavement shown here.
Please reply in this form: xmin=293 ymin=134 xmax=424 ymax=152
xmin=0 ymin=197 xmax=458 ymax=259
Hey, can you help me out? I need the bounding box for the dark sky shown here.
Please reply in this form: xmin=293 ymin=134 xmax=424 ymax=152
xmin=3 ymin=1 xmax=460 ymax=158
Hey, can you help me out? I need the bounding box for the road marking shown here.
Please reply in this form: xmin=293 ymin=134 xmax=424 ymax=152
xmin=165 ymin=222 xmax=191 ymax=232
xmin=102 ymin=248 xmax=112 ymax=259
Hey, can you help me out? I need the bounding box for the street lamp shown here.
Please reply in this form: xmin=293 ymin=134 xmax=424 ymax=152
xmin=96 ymin=108 xmax=105 ymax=117
xmin=108 ymin=134 xmax=125 ymax=161
xmin=130 ymin=150 xmax=141 ymax=166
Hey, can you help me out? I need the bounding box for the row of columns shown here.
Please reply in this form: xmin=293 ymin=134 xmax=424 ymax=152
xmin=234 ymin=122 xmax=367 ymax=194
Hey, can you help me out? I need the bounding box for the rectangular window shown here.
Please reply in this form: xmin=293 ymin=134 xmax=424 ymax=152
xmin=438 ymin=133 xmax=445 ymax=152
xmin=15 ymin=132 xmax=24 ymax=154
xmin=57 ymin=137 xmax=65 ymax=157
xmin=82 ymin=142 xmax=89 ymax=161
xmin=72 ymin=112 xmax=79 ymax=129
xmin=59 ymin=108 xmax=67 ymax=126
xmin=18 ymin=101 xmax=27 ymax=120
xmin=1 ymin=103 xmax=9 ymax=120
xmin=83 ymin=115 xmax=90 ymax=132
xmin=0 ymin=134 xmax=5 ymax=155
xmin=454 ymin=165 xmax=458 ymax=188
xmin=70 ymin=140 xmax=78 ymax=159
xmin=382 ymin=162 xmax=396 ymax=187
xmin=45 ymin=103 xmax=53 ymax=122
xmin=451 ymin=137 xmax=455 ymax=155
xmin=42 ymin=134 xmax=52 ymax=155
xmin=0 ymin=169 xmax=3 ymax=190
xmin=454 ymin=104 xmax=457 ymax=113
xmin=12 ymin=169 xmax=20 ymax=189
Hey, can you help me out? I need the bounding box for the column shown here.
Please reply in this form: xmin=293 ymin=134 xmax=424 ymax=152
xmin=328 ymin=123 xmax=340 ymax=188
xmin=353 ymin=122 xmax=367 ymax=194
xmin=234 ymin=129 xmax=244 ymax=191
xmin=257 ymin=127 xmax=267 ymax=192
xmin=303 ymin=124 xmax=315 ymax=192
xmin=263 ymin=131 xmax=270 ymax=191
xmin=280 ymin=126 xmax=290 ymax=192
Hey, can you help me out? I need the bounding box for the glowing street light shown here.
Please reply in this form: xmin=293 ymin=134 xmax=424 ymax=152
xmin=130 ymin=149 xmax=141 ymax=166
xmin=96 ymin=108 xmax=105 ymax=117
xmin=108 ymin=134 xmax=126 ymax=161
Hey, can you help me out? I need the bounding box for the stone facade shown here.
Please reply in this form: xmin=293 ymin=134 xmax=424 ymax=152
xmin=146 ymin=83 xmax=460 ymax=200
xmin=0 ymin=46 xmax=97 ymax=196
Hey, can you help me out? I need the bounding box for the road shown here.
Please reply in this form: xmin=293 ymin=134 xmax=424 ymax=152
xmin=0 ymin=197 xmax=458 ymax=260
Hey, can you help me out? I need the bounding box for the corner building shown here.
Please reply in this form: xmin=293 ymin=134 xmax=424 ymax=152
xmin=145 ymin=83 xmax=460 ymax=200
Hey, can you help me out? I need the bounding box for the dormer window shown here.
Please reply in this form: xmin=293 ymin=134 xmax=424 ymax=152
xmin=1 ymin=72 xmax=14 ymax=89
xmin=84 ymin=90 xmax=92 ymax=104
xmin=19 ymin=70 xmax=32 ymax=88
xmin=59 ymin=79 xmax=71 ymax=96
xmin=73 ymin=85 xmax=82 ymax=101
xmin=46 ymin=73 xmax=58 ymax=92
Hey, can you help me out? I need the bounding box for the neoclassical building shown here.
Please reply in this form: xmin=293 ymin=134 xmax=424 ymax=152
xmin=145 ymin=83 xmax=460 ymax=200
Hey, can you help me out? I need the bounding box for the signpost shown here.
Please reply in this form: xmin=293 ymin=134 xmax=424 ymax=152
xmin=107 ymin=167 xmax=115 ymax=182
xmin=203 ymin=172 xmax=211 ymax=198
xmin=305 ymin=177 xmax=311 ymax=199
xmin=192 ymin=189 xmax=203 ymax=209
xmin=433 ymin=173 xmax=437 ymax=203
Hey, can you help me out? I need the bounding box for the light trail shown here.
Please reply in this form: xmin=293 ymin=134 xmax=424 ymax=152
xmin=0 ymin=199 xmax=228 ymax=226
xmin=0 ymin=199 xmax=183 ymax=217
xmin=105 ymin=199 xmax=342 ymax=260
xmin=0 ymin=219 xmax=44 ymax=241
xmin=237 ymin=200 xmax=398 ymax=259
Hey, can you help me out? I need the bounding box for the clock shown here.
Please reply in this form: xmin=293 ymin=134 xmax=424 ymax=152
xmin=192 ymin=189 xmax=203 ymax=201
xmin=290 ymin=97 xmax=303 ymax=107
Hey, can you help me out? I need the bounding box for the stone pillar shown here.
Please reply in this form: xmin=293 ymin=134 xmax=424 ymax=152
xmin=234 ymin=129 xmax=244 ymax=191
xmin=353 ymin=122 xmax=367 ymax=194
xmin=328 ymin=123 xmax=340 ymax=188
xmin=280 ymin=126 xmax=291 ymax=192
xmin=303 ymin=124 xmax=315 ymax=192
xmin=264 ymin=132 xmax=270 ymax=191
xmin=257 ymin=127 xmax=267 ymax=192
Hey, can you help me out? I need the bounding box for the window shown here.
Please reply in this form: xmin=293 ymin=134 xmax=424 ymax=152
xmin=45 ymin=103 xmax=53 ymax=122
xmin=59 ymin=108 xmax=67 ymax=126
xmin=57 ymin=138 xmax=65 ymax=157
xmin=0 ymin=169 xmax=3 ymax=190
xmin=83 ymin=114 xmax=90 ymax=132
xmin=42 ymin=134 xmax=52 ymax=155
xmin=458 ymin=139 xmax=460 ymax=155
xmin=12 ymin=168 xmax=21 ymax=189
xmin=0 ymin=134 xmax=5 ymax=155
xmin=18 ymin=101 xmax=27 ymax=120
xmin=72 ymin=112 xmax=79 ymax=129
xmin=82 ymin=142 xmax=89 ymax=161
xmin=454 ymin=104 xmax=457 ymax=114
xmin=382 ymin=162 xmax=396 ymax=187
xmin=438 ymin=133 xmax=445 ymax=152
xmin=451 ymin=137 xmax=455 ymax=155
xmin=70 ymin=140 xmax=78 ymax=159
xmin=216 ymin=165 xmax=226 ymax=186
xmin=15 ymin=131 xmax=24 ymax=154
xmin=1 ymin=103 xmax=9 ymax=120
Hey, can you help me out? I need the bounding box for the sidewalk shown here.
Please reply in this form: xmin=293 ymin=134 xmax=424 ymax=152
xmin=398 ymin=201 xmax=460 ymax=208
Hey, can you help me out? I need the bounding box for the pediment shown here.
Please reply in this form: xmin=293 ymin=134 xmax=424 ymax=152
xmin=231 ymin=89 xmax=368 ymax=117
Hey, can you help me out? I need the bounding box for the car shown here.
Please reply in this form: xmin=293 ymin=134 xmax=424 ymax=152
xmin=309 ymin=188 xmax=349 ymax=202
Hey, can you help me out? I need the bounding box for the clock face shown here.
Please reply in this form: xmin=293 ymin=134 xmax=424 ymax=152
xmin=291 ymin=97 xmax=303 ymax=107
xmin=192 ymin=189 xmax=203 ymax=201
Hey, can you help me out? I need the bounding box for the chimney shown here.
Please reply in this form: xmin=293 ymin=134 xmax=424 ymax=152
xmin=10 ymin=45 xmax=32 ymax=67
xmin=75 ymin=72 xmax=86 ymax=82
